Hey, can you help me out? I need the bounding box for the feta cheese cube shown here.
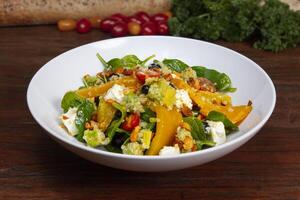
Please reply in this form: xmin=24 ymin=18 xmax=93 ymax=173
xmin=60 ymin=107 xmax=78 ymax=136
xmin=159 ymin=144 xmax=180 ymax=156
xmin=104 ymin=84 xmax=125 ymax=103
xmin=175 ymin=89 xmax=192 ymax=110
xmin=206 ymin=121 xmax=226 ymax=145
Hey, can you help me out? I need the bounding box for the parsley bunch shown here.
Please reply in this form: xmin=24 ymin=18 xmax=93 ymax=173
xmin=169 ymin=0 xmax=300 ymax=52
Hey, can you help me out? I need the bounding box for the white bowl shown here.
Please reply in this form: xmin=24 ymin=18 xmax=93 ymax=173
xmin=27 ymin=36 xmax=276 ymax=172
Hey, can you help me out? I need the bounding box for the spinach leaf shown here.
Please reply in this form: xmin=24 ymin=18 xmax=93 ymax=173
xmin=141 ymin=108 xmax=156 ymax=131
xmin=121 ymin=55 xmax=142 ymax=68
xmin=75 ymin=100 xmax=95 ymax=142
xmin=206 ymin=111 xmax=238 ymax=134
xmin=192 ymin=66 xmax=236 ymax=92
xmin=183 ymin=117 xmax=206 ymax=141
xmin=106 ymin=103 xmax=126 ymax=142
xmin=141 ymin=55 xmax=155 ymax=65
xmin=115 ymin=128 xmax=130 ymax=136
xmin=107 ymin=58 xmax=123 ymax=71
xmin=105 ymin=144 xmax=122 ymax=153
xmin=107 ymin=54 xmax=155 ymax=70
xmin=61 ymin=91 xmax=84 ymax=113
xmin=141 ymin=108 xmax=156 ymax=122
xmin=162 ymin=59 xmax=189 ymax=72
xmin=184 ymin=117 xmax=216 ymax=150
xmin=195 ymin=140 xmax=216 ymax=150
xmin=96 ymin=53 xmax=109 ymax=70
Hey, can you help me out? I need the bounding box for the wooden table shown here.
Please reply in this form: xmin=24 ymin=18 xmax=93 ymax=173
xmin=0 ymin=26 xmax=299 ymax=200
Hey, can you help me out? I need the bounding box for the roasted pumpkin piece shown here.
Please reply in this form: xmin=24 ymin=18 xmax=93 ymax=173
xmin=171 ymin=78 xmax=232 ymax=106
xmin=97 ymin=99 xmax=116 ymax=132
xmin=171 ymin=78 xmax=251 ymax=124
xmin=76 ymin=76 xmax=138 ymax=98
xmin=146 ymin=106 xmax=182 ymax=155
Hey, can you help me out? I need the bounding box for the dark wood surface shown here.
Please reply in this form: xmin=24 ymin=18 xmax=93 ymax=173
xmin=0 ymin=25 xmax=299 ymax=200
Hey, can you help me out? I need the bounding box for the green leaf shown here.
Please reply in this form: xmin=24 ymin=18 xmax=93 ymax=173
xmin=141 ymin=108 xmax=156 ymax=132
xmin=206 ymin=111 xmax=238 ymax=134
xmin=107 ymin=58 xmax=123 ymax=71
xmin=96 ymin=53 xmax=109 ymax=70
xmin=61 ymin=91 xmax=84 ymax=113
xmin=107 ymin=54 xmax=155 ymax=70
xmin=183 ymin=117 xmax=206 ymax=141
xmin=105 ymin=144 xmax=122 ymax=153
xmin=106 ymin=103 xmax=126 ymax=142
xmin=191 ymin=66 xmax=236 ymax=92
xmin=141 ymin=108 xmax=156 ymax=122
xmin=195 ymin=140 xmax=215 ymax=150
xmin=141 ymin=54 xmax=156 ymax=65
xmin=162 ymin=59 xmax=189 ymax=72
xmin=75 ymin=100 xmax=95 ymax=142
xmin=120 ymin=55 xmax=141 ymax=68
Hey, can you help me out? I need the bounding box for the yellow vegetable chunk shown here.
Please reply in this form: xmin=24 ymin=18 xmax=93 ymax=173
xmin=146 ymin=106 xmax=182 ymax=155
xmin=162 ymin=86 xmax=176 ymax=108
xmin=76 ymin=76 xmax=138 ymax=98
xmin=97 ymin=99 xmax=116 ymax=132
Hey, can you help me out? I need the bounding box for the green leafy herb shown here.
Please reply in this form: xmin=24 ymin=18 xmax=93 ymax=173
xmin=254 ymin=0 xmax=300 ymax=52
xmin=183 ymin=117 xmax=215 ymax=150
xmin=141 ymin=108 xmax=156 ymax=122
xmin=206 ymin=111 xmax=238 ymax=134
xmin=162 ymin=58 xmax=189 ymax=72
xmin=106 ymin=103 xmax=126 ymax=142
xmin=107 ymin=58 xmax=122 ymax=70
xmin=192 ymin=66 xmax=236 ymax=92
xmin=82 ymin=75 xmax=103 ymax=87
xmin=61 ymin=91 xmax=84 ymax=113
xmin=96 ymin=53 xmax=109 ymax=70
xmin=75 ymin=100 xmax=95 ymax=142
xmin=183 ymin=117 xmax=206 ymax=141
xmin=106 ymin=54 xmax=155 ymax=70
xmin=170 ymin=0 xmax=300 ymax=52
xmin=195 ymin=140 xmax=216 ymax=150
xmin=141 ymin=108 xmax=156 ymax=131
xmin=105 ymin=144 xmax=122 ymax=153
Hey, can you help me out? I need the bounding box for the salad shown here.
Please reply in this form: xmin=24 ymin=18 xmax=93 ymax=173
xmin=60 ymin=53 xmax=252 ymax=156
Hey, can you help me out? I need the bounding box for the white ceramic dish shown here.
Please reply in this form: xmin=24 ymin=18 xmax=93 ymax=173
xmin=27 ymin=36 xmax=276 ymax=172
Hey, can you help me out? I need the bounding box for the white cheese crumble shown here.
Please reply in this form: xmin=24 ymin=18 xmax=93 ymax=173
xmin=104 ymin=84 xmax=125 ymax=103
xmin=159 ymin=144 xmax=180 ymax=156
xmin=175 ymin=89 xmax=193 ymax=110
xmin=206 ymin=120 xmax=226 ymax=145
xmin=60 ymin=107 xmax=78 ymax=136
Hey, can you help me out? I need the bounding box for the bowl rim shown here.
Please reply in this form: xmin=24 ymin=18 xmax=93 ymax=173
xmin=27 ymin=36 xmax=276 ymax=160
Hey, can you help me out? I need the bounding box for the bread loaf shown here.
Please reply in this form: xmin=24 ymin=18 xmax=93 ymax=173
xmin=0 ymin=0 xmax=298 ymax=26
xmin=0 ymin=0 xmax=172 ymax=26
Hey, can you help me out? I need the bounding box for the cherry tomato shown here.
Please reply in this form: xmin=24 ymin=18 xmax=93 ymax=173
xmin=163 ymin=11 xmax=172 ymax=19
xmin=135 ymin=11 xmax=151 ymax=24
xmin=111 ymin=23 xmax=128 ymax=37
xmin=136 ymin=71 xmax=147 ymax=83
xmin=136 ymin=70 xmax=160 ymax=83
xmin=89 ymin=16 xmax=102 ymax=28
xmin=141 ymin=22 xmax=157 ymax=35
xmin=100 ymin=18 xmax=117 ymax=32
xmin=128 ymin=22 xmax=141 ymax=35
xmin=76 ymin=18 xmax=91 ymax=33
xmin=128 ymin=16 xmax=143 ymax=25
xmin=110 ymin=13 xmax=128 ymax=23
xmin=121 ymin=113 xmax=140 ymax=131
xmin=157 ymin=22 xmax=169 ymax=35
xmin=151 ymin=13 xmax=168 ymax=23
xmin=57 ymin=19 xmax=76 ymax=31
